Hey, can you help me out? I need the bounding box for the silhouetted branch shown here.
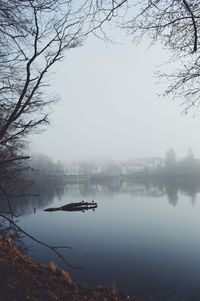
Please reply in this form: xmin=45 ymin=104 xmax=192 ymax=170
xmin=0 ymin=185 xmax=82 ymax=269
xmin=0 ymin=213 xmax=83 ymax=269
xmin=182 ymin=0 xmax=198 ymax=53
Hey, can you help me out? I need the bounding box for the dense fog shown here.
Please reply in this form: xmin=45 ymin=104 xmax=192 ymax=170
xmin=30 ymin=34 xmax=200 ymax=162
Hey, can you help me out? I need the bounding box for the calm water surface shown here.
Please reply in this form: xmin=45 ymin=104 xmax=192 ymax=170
xmin=11 ymin=178 xmax=200 ymax=299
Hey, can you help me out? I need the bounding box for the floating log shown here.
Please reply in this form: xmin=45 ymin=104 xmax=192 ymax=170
xmin=44 ymin=201 xmax=97 ymax=212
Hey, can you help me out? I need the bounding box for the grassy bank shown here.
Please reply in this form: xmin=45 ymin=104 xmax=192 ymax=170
xmin=0 ymin=236 xmax=136 ymax=301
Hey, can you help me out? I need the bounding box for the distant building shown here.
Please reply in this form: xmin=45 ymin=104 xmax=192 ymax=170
xmin=119 ymin=157 xmax=164 ymax=175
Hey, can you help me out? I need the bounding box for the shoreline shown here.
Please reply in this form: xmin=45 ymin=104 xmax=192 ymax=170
xmin=0 ymin=236 xmax=136 ymax=301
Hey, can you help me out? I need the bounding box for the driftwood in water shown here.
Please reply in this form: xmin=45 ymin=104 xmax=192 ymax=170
xmin=44 ymin=201 xmax=97 ymax=212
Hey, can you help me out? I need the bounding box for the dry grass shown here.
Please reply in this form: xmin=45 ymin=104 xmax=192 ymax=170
xmin=0 ymin=236 xmax=138 ymax=301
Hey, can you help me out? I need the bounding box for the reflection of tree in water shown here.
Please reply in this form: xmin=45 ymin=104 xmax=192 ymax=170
xmin=71 ymin=178 xmax=123 ymax=197
xmin=91 ymin=177 xmax=123 ymax=195
xmin=1 ymin=176 xmax=200 ymax=216
xmin=0 ymin=220 xmax=28 ymax=255
xmin=89 ymin=176 xmax=200 ymax=206
xmin=178 ymin=178 xmax=200 ymax=204
xmin=163 ymin=177 xmax=200 ymax=206
xmin=165 ymin=181 xmax=178 ymax=206
xmin=0 ymin=180 xmax=66 ymax=216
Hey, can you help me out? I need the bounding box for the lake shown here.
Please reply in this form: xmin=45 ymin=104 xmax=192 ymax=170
xmin=6 ymin=177 xmax=200 ymax=300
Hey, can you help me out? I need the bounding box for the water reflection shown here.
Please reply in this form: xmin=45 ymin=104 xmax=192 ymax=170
xmin=1 ymin=177 xmax=200 ymax=216
xmin=2 ymin=176 xmax=200 ymax=300
xmin=0 ymin=181 xmax=65 ymax=216
xmin=90 ymin=176 xmax=200 ymax=206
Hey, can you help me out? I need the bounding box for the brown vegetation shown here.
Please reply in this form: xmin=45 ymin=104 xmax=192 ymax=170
xmin=0 ymin=236 xmax=137 ymax=301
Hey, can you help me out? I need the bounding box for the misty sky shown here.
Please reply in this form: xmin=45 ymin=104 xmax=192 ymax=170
xmin=30 ymin=30 xmax=200 ymax=162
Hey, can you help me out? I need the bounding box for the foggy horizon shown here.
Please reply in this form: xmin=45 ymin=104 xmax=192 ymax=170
xmin=30 ymin=31 xmax=200 ymax=163
xmin=30 ymin=147 xmax=200 ymax=165
xmin=3 ymin=3 xmax=200 ymax=301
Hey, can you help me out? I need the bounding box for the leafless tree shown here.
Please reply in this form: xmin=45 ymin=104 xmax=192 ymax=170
xmin=120 ymin=0 xmax=200 ymax=114
xmin=74 ymin=1 xmax=200 ymax=115
xmin=2 ymin=0 xmax=200 ymax=269
xmin=2 ymin=0 xmax=200 ymax=177
xmin=0 ymin=0 xmax=129 ymax=263
xmin=0 ymin=0 xmax=128 ymax=185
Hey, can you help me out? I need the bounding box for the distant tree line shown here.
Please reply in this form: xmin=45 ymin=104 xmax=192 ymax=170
xmin=0 ymin=0 xmax=126 ymax=190
xmin=1 ymin=0 xmax=200 ymax=190
xmin=141 ymin=148 xmax=200 ymax=177
xmin=25 ymin=154 xmax=65 ymax=179
xmin=68 ymin=149 xmax=200 ymax=178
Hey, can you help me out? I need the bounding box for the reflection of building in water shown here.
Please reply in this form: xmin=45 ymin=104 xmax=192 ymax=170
xmin=96 ymin=184 xmax=102 ymax=192
xmin=146 ymin=185 xmax=165 ymax=198
xmin=121 ymin=183 xmax=146 ymax=196
xmin=2 ymin=177 xmax=200 ymax=218
xmin=106 ymin=178 xmax=200 ymax=206
xmin=120 ymin=181 xmax=165 ymax=198
xmin=65 ymin=184 xmax=80 ymax=194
